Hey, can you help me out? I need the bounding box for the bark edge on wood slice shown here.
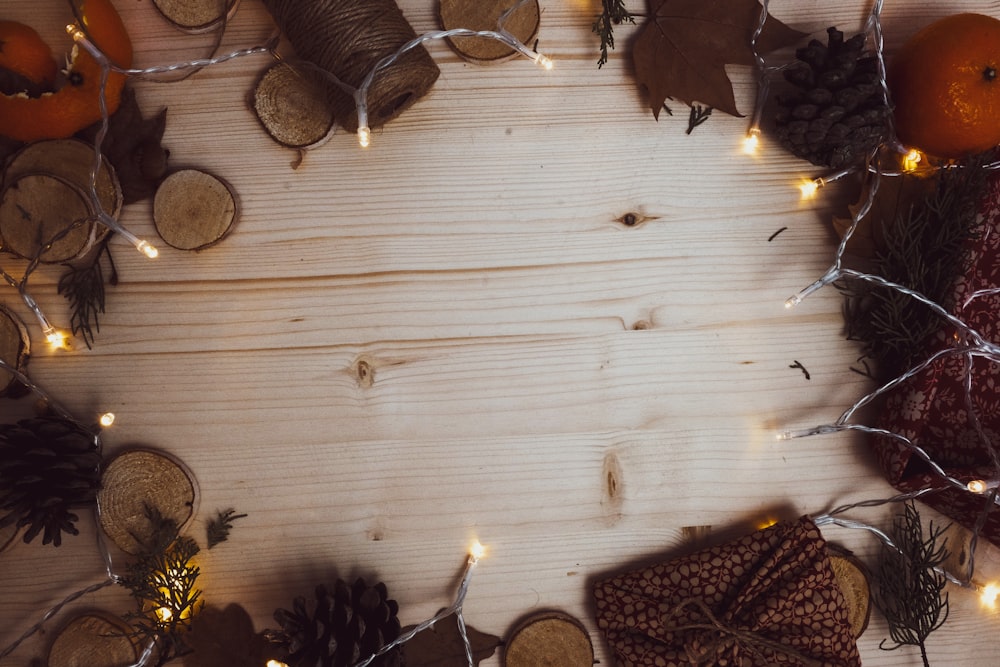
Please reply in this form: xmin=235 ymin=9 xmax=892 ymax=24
xmin=0 ymin=173 xmax=96 ymax=263
xmin=97 ymin=448 xmax=200 ymax=555
xmin=828 ymin=545 xmax=872 ymax=637
xmin=440 ymin=0 xmax=541 ymax=64
xmin=153 ymin=168 xmax=239 ymax=250
xmin=0 ymin=304 xmax=29 ymax=398
xmin=503 ymin=611 xmax=594 ymax=667
xmin=253 ymin=61 xmax=336 ymax=151
xmin=153 ymin=0 xmax=242 ymax=34
xmin=48 ymin=612 xmax=138 ymax=667
xmin=2 ymin=138 xmax=123 ymax=223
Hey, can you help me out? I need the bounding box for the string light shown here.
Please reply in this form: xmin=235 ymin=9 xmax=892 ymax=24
xmin=99 ymin=412 xmax=116 ymax=428
xmin=742 ymin=128 xmax=761 ymax=155
xmin=43 ymin=325 xmax=69 ymax=350
xmin=902 ymin=147 xmax=924 ymax=172
xmin=267 ymin=661 xmax=290 ymax=667
xmin=798 ymin=178 xmax=822 ymax=199
xmin=980 ymin=582 xmax=1000 ymax=609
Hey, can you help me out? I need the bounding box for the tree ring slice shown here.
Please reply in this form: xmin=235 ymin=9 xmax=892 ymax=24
xmin=440 ymin=0 xmax=541 ymax=64
xmin=48 ymin=612 xmax=138 ymax=667
xmin=153 ymin=168 xmax=239 ymax=250
xmin=0 ymin=173 xmax=95 ymax=262
xmin=504 ymin=611 xmax=593 ymax=667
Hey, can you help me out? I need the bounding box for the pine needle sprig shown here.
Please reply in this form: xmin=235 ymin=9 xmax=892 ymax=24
xmin=593 ymin=0 xmax=635 ymax=67
xmin=206 ymin=507 xmax=247 ymax=549
xmin=57 ymin=240 xmax=117 ymax=349
xmin=874 ymin=502 xmax=950 ymax=667
xmin=120 ymin=535 xmax=203 ymax=665
xmin=842 ymin=158 xmax=987 ymax=380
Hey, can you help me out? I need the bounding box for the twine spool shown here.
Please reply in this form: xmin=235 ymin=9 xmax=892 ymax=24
xmin=261 ymin=0 xmax=440 ymax=132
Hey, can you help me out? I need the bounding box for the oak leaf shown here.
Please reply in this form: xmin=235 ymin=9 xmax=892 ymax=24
xmin=401 ymin=613 xmax=501 ymax=666
xmin=633 ymin=0 xmax=804 ymax=118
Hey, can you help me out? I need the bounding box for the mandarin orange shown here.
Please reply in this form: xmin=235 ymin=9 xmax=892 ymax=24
xmin=0 ymin=0 xmax=133 ymax=142
xmin=889 ymin=13 xmax=1000 ymax=158
xmin=0 ymin=20 xmax=58 ymax=86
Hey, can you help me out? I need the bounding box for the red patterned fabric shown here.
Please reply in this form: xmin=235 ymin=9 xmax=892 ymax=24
xmin=592 ymin=517 xmax=860 ymax=666
xmin=872 ymin=172 xmax=1000 ymax=546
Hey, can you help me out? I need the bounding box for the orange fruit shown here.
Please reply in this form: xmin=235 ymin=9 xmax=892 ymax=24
xmin=0 ymin=20 xmax=58 ymax=86
xmin=0 ymin=0 xmax=133 ymax=142
xmin=889 ymin=13 xmax=1000 ymax=158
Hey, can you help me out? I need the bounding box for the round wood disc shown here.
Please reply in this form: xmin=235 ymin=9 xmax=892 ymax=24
xmin=0 ymin=304 xmax=29 ymax=397
xmin=3 ymin=138 xmax=123 ymax=222
xmin=253 ymin=61 xmax=336 ymax=150
xmin=98 ymin=449 xmax=199 ymax=555
xmin=504 ymin=611 xmax=593 ymax=667
xmin=828 ymin=550 xmax=871 ymax=637
xmin=153 ymin=0 xmax=241 ymax=33
xmin=153 ymin=168 xmax=239 ymax=250
xmin=0 ymin=173 xmax=95 ymax=262
xmin=48 ymin=612 xmax=137 ymax=667
xmin=440 ymin=0 xmax=541 ymax=64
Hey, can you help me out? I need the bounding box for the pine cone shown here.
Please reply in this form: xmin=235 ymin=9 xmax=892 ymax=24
xmin=775 ymin=27 xmax=890 ymax=168
xmin=272 ymin=578 xmax=403 ymax=667
xmin=0 ymin=416 xmax=101 ymax=546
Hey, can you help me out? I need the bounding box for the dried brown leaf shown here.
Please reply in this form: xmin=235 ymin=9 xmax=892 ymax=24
xmin=401 ymin=614 xmax=501 ymax=667
xmin=633 ymin=0 xmax=804 ymax=118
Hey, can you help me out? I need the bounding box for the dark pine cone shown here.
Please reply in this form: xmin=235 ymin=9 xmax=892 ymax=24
xmin=775 ymin=27 xmax=890 ymax=168
xmin=0 ymin=416 xmax=101 ymax=546
xmin=272 ymin=578 xmax=403 ymax=667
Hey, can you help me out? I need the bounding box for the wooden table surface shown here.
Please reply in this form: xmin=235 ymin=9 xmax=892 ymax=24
xmin=3 ymin=1 xmax=1000 ymax=665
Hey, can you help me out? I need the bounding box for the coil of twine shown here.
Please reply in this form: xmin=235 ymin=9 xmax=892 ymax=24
xmin=262 ymin=0 xmax=440 ymax=132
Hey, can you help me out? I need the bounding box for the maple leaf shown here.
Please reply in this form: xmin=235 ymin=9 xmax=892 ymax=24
xmin=633 ymin=0 xmax=804 ymax=118
xmin=401 ymin=613 xmax=501 ymax=667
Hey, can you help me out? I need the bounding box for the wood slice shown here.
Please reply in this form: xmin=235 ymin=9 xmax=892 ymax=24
xmin=3 ymin=138 xmax=123 ymax=222
xmin=153 ymin=169 xmax=239 ymax=250
xmin=828 ymin=548 xmax=871 ymax=637
xmin=97 ymin=449 xmax=199 ymax=555
xmin=253 ymin=61 xmax=336 ymax=150
xmin=503 ymin=611 xmax=593 ymax=667
xmin=440 ymin=0 xmax=541 ymax=64
xmin=0 ymin=173 xmax=95 ymax=262
xmin=48 ymin=612 xmax=137 ymax=667
xmin=0 ymin=304 xmax=29 ymax=397
xmin=153 ymin=0 xmax=241 ymax=34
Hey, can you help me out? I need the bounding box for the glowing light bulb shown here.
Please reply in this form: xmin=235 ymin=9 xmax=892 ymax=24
xmin=534 ymin=53 xmax=554 ymax=70
xmin=742 ymin=128 xmax=760 ymax=155
xmin=358 ymin=125 xmax=371 ymax=148
xmin=43 ymin=326 xmax=68 ymax=349
xmin=136 ymin=240 xmax=159 ymax=259
xmin=798 ymin=178 xmax=822 ymax=199
xmin=756 ymin=517 xmax=779 ymax=530
xmin=65 ymin=24 xmax=84 ymax=41
xmin=969 ymin=480 xmax=988 ymax=494
xmin=470 ymin=540 xmax=486 ymax=562
xmin=99 ymin=412 xmax=116 ymax=428
xmin=981 ymin=582 xmax=1000 ymax=608
xmin=155 ymin=607 xmax=173 ymax=623
xmin=267 ymin=661 xmax=291 ymax=667
xmin=784 ymin=295 xmax=800 ymax=309
xmin=902 ymin=147 xmax=924 ymax=172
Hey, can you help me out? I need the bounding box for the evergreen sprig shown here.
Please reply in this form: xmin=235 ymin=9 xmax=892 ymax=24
xmin=120 ymin=535 xmax=203 ymax=664
xmin=206 ymin=507 xmax=247 ymax=548
xmin=874 ymin=502 xmax=950 ymax=667
xmin=593 ymin=0 xmax=635 ymax=67
xmin=842 ymin=158 xmax=987 ymax=380
xmin=57 ymin=240 xmax=118 ymax=349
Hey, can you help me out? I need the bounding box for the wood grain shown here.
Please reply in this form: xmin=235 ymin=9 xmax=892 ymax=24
xmin=3 ymin=2 xmax=1000 ymax=666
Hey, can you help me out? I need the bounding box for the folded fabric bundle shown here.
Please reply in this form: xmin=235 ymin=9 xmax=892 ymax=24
xmin=593 ymin=516 xmax=860 ymax=666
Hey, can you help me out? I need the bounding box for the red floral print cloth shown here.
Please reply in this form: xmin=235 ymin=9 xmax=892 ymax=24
xmin=593 ymin=517 xmax=860 ymax=666
xmin=872 ymin=172 xmax=1000 ymax=546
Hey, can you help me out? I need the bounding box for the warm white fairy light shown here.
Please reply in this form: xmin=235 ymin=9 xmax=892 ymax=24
xmin=798 ymin=178 xmax=822 ymax=199
xmin=902 ymin=147 xmax=924 ymax=172
xmin=742 ymin=128 xmax=761 ymax=155
xmin=99 ymin=412 xmax=116 ymax=428
xmin=980 ymin=582 xmax=1000 ymax=608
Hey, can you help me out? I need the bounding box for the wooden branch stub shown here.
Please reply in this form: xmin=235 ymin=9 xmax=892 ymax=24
xmin=253 ymin=61 xmax=336 ymax=151
xmin=503 ymin=611 xmax=594 ymax=667
xmin=0 ymin=304 xmax=29 ymax=398
xmin=153 ymin=168 xmax=239 ymax=250
xmin=48 ymin=612 xmax=138 ymax=667
xmin=440 ymin=0 xmax=541 ymax=64
xmin=152 ymin=0 xmax=241 ymax=34
xmin=0 ymin=173 xmax=95 ymax=263
xmin=97 ymin=449 xmax=200 ymax=555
